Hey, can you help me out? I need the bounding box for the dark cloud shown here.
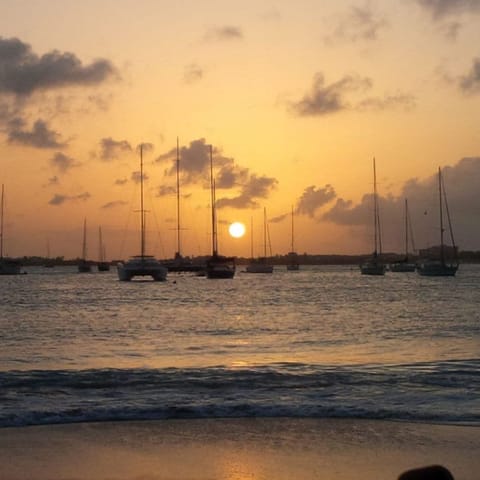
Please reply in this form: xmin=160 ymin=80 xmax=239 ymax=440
xmin=7 ymin=118 xmax=65 ymax=148
xmin=0 ymin=36 xmax=117 ymax=96
xmin=101 ymin=200 xmax=128 ymax=209
xmin=290 ymin=72 xmax=372 ymax=116
xmin=100 ymin=137 xmax=133 ymax=160
xmin=414 ymin=0 xmax=480 ymax=20
xmin=131 ymin=171 xmax=149 ymax=184
xmin=48 ymin=192 xmax=91 ymax=205
xmin=216 ymin=175 xmax=278 ymax=209
xmin=183 ymin=63 xmax=203 ymax=84
xmin=50 ymin=151 xmax=80 ymax=173
xmin=324 ymin=4 xmax=388 ymax=44
xmin=458 ymin=57 xmax=480 ymax=94
xmin=136 ymin=142 xmax=154 ymax=154
xmin=204 ymin=26 xmax=244 ymax=42
xmin=322 ymin=158 xmax=480 ymax=250
xmin=297 ymin=185 xmax=337 ymax=217
xmin=156 ymin=185 xmax=176 ymax=197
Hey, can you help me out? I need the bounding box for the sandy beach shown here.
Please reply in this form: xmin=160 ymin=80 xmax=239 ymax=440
xmin=0 ymin=418 xmax=478 ymax=480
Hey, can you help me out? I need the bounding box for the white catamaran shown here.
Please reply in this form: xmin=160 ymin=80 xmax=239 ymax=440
xmin=117 ymin=145 xmax=168 ymax=281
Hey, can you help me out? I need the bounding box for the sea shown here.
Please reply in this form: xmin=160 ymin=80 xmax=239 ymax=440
xmin=0 ymin=264 xmax=479 ymax=428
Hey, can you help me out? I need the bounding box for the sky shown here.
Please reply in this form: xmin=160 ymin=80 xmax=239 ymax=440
xmin=0 ymin=0 xmax=479 ymax=260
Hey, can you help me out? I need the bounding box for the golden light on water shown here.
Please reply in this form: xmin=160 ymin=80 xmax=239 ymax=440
xmin=229 ymin=222 xmax=246 ymax=238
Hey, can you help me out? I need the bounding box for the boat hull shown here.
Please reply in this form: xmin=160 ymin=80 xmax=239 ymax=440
xmin=0 ymin=258 xmax=22 ymax=275
xmin=97 ymin=262 xmax=110 ymax=272
xmin=117 ymin=256 xmax=167 ymax=281
xmin=360 ymin=261 xmax=386 ymax=275
xmin=417 ymin=261 xmax=458 ymax=277
xmin=389 ymin=262 xmax=416 ymax=272
xmin=206 ymin=255 xmax=235 ymax=279
xmin=78 ymin=261 xmax=92 ymax=273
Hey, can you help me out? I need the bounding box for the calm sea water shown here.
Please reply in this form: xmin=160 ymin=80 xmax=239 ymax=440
xmin=0 ymin=265 xmax=479 ymax=427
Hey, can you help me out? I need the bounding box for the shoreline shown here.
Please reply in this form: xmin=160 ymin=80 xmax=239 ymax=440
xmin=0 ymin=418 xmax=478 ymax=480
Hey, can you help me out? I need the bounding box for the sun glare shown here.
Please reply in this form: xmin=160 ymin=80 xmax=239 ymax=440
xmin=229 ymin=222 xmax=246 ymax=238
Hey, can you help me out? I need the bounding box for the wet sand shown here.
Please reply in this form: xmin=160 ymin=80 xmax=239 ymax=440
xmin=0 ymin=418 xmax=478 ymax=480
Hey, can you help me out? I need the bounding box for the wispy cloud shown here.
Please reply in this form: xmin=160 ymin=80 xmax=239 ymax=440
xmin=99 ymin=137 xmax=133 ymax=161
xmin=48 ymin=192 xmax=91 ymax=205
xmin=183 ymin=63 xmax=203 ymax=84
xmin=7 ymin=118 xmax=66 ymax=148
xmin=50 ymin=151 xmax=80 ymax=173
xmin=458 ymin=57 xmax=480 ymax=94
xmin=101 ymin=200 xmax=128 ymax=209
xmin=413 ymin=0 xmax=480 ymax=20
xmin=203 ymin=26 xmax=244 ymax=42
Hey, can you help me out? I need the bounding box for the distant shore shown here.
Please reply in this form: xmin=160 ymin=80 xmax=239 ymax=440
xmin=0 ymin=418 xmax=477 ymax=480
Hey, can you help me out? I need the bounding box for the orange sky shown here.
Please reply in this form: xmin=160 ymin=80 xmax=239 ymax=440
xmin=0 ymin=0 xmax=479 ymax=259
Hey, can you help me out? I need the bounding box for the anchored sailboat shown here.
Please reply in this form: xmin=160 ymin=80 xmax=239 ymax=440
xmin=286 ymin=205 xmax=299 ymax=271
xmin=246 ymin=207 xmax=273 ymax=273
xmin=0 ymin=184 xmax=22 ymax=275
xmin=117 ymin=145 xmax=168 ymax=281
xmin=360 ymin=158 xmax=386 ymax=275
xmin=97 ymin=226 xmax=110 ymax=271
xmin=78 ymin=218 xmax=92 ymax=273
xmin=205 ymin=144 xmax=236 ymax=279
xmin=390 ymin=198 xmax=416 ymax=272
xmin=417 ymin=167 xmax=459 ymax=277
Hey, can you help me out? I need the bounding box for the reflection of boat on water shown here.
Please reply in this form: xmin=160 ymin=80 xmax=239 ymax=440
xmin=78 ymin=218 xmax=92 ymax=273
xmin=286 ymin=206 xmax=299 ymax=271
xmin=360 ymin=158 xmax=386 ymax=275
xmin=246 ymin=208 xmax=273 ymax=274
xmin=117 ymin=145 xmax=167 ymax=281
xmin=417 ymin=167 xmax=459 ymax=277
xmin=0 ymin=184 xmax=22 ymax=275
xmin=390 ymin=198 xmax=416 ymax=272
xmin=162 ymin=138 xmax=204 ymax=274
xmin=97 ymin=227 xmax=110 ymax=272
xmin=205 ymin=144 xmax=235 ymax=279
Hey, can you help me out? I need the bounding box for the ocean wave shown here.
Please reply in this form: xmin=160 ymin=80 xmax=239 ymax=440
xmin=1 ymin=360 xmax=479 ymax=428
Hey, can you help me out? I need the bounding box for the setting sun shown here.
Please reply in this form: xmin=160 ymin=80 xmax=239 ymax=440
xmin=228 ymin=222 xmax=246 ymax=239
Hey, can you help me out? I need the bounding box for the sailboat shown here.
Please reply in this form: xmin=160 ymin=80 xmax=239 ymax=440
xmin=78 ymin=218 xmax=92 ymax=272
xmin=117 ymin=145 xmax=168 ymax=281
xmin=43 ymin=238 xmax=55 ymax=268
xmin=360 ymin=158 xmax=386 ymax=275
xmin=162 ymin=138 xmax=203 ymax=273
xmin=205 ymin=144 xmax=236 ymax=279
xmin=0 ymin=184 xmax=22 ymax=275
xmin=390 ymin=198 xmax=416 ymax=272
xmin=246 ymin=207 xmax=273 ymax=273
xmin=97 ymin=226 xmax=110 ymax=271
xmin=286 ymin=205 xmax=300 ymax=271
xmin=417 ymin=167 xmax=459 ymax=277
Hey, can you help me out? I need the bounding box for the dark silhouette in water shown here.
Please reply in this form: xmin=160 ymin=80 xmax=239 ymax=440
xmin=398 ymin=465 xmax=454 ymax=480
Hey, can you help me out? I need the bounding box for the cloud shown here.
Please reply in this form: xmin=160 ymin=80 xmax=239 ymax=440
xmin=114 ymin=178 xmax=128 ymax=186
xmin=458 ymin=57 xmax=480 ymax=94
xmin=101 ymin=200 xmax=128 ymax=209
xmin=414 ymin=0 xmax=480 ymax=20
xmin=324 ymin=4 xmax=388 ymax=44
xmin=322 ymin=158 xmax=480 ymax=250
xmin=48 ymin=192 xmax=91 ymax=205
xmin=0 ymin=36 xmax=117 ymax=96
xmin=131 ymin=171 xmax=149 ymax=184
xmin=204 ymin=26 xmax=244 ymax=42
xmin=99 ymin=137 xmax=133 ymax=160
xmin=47 ymin=175 xmax=59 ymax=186
xmin=156 ymin=185 xmax=176 ymax=196
xmin=50 ymin=151 xmax=80 ymax=173
xmin=216 ymin=174 xmax=278 ymax=209
xmin=297 ymin=185 xmax=337 ymax=217
xmin=7 ymin=118 xmax=65 ymax=148
xmin=270 ymin=213 xmax=289 ymax=223
xmin=183 ymin=63 xmax=203 ymax=84
xmin=357 ymin=93 xmax=416 ymax=111
xmin=290 ymin=72 xmax=373 ymax=116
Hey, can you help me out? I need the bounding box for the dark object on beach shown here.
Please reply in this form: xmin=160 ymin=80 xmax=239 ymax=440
xmin=398 ymin=465 xmax=454 ymax=480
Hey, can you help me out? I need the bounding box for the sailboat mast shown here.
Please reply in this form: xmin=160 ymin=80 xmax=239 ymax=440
xmin=209 ymin=145 xmax=217 ymax=256
xmin=0 ymin=184 xmax=3 ymax=259
xmin=263 ymin=207 xmax=267 ymax=258
xmin=290 ymin=205 xmax=295 ymax=252
xmin=98 ymin=227 xmax=103 ymax=262
xmin=404 ymin=198 xmax=408 ymax=259
xmin=82 ymin=218 xmax=87 ymax=260
xmin=438 ymin=167 xmax=445 ymax=263
xmin=176 ymin=137 xmax=181 ymax=256
xmin=250 ymin=216 xmax=254 ymax=259
xmin=140 ymin=144 xmax=145 ymax=258
xmin=373 ymin=158 xmax=378 ymax=255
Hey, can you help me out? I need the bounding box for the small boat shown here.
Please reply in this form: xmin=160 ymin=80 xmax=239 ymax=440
xmin=246 ymin=208 xmax=273 ymax=273
xmin=97 ymin=226 xmax=110 ymax=271
xmin=78 ymin=218 xmax=92 ymax=273
xmin=205 ymin=145 xmax=235 ymax=279
xmin=417 ymin=167 xmax=459 ymax=277
xmin=360 ymin=158 xmax=386 ymax=275
xmin=390 ymin=198 xmax=416 ymax=272
xmin=117 ymin=145 xmax=168 ymax=281
xmin=0 ymin=184 xmax=22 ymax=275
xmin=286 ymin=206 xmax=299 ymax=271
